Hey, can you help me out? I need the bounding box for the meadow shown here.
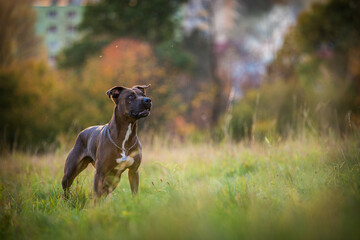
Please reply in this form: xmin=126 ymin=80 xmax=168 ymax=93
xmin=1 ymin=1 xmax=359 ymax=239
xmin=1 ymin=135 xmax=359 ymax=240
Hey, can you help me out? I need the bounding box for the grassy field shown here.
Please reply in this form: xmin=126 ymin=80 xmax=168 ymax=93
xmin=1 ymin=136 xmax=360 ymax=240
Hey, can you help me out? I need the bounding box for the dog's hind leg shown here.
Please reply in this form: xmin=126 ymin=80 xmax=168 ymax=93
xmin=62 ymin=139 xmax=91 ymax=198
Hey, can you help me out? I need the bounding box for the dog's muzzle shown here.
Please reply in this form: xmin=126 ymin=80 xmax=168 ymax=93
xmin=131 ymin=97 xmax=152 ymax=118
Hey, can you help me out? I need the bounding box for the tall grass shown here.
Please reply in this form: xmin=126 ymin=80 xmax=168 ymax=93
xmin=1 ymin=135 xmax=359 ymax=240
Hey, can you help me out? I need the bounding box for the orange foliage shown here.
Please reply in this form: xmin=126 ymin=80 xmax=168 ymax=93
xmin=70 ymin=38 xmax=182 ymax=130
xmin=172 ymin=116 xmax=196 ymax=137
xmin=81 ymin=38 xmax=166 ymax=91
xmin=97 ymin=38 xmax=164 ymax=86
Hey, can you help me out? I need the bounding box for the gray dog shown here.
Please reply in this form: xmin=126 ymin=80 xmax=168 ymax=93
xmin=61 ymin=85 xmax=151 ymax=198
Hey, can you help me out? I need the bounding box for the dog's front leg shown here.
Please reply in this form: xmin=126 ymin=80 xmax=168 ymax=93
xmin=128 ymin=169 xmax=139 ymax=195
xmin=94 ymin=171 xmax=112 ymax=198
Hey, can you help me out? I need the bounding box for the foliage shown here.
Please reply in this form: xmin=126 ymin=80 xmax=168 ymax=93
xmin=179 ymin=30 xmax=216 ymax=129
xmin=1 ymin=136 xmax=360 ymax=239
xmin=0 ymin=60 xmax=58 ymax=151
xmin=59 ymin=0 xmax=187 ymax=68
xmin=56 ymin=39 xmax=184 ymax=136
xmin=295 ymin=0 xmax=360 ymax=55
xmin=154 ymin=41 xmax=195 ymax=71
xmin=0 ymin=0 xmax=39 ymax=67
xmin=57 ymin=37 xmax=110 ymax=69
xmin=0 ymin=0 xmax=51 ymax=150
xmin=226 ymin=81 xmax=305 ymax=141
xmin=1 ymin=24 xmax=188 ymax=149
xmin=2 ymin=0 xmax=359 ymax=149
xmin=227 ymin=0 xmax=360 ymax=141
xmin=0 ymin=36 xmax=187 ymax=150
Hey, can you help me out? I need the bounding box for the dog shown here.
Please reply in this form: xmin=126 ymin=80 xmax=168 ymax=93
xmin=61 ymin=85 xmax=151 ymax=198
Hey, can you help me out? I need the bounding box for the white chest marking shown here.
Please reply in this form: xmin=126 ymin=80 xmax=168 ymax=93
xmin=115 ymin=156 xmax=135 ymax=171
xmin=116 ymin=123 xmax=133 ymax=164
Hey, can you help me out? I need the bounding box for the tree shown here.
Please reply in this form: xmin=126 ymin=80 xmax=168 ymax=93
xmin=265 ymin=0 xmax=360 ymax=135
xmin=58 ymin=0 xmax=187 ymax=68
xmin=0 ymin=0 xmax=39 ymax=67
xmin=0 ymin=0 xmax=51 ymax=150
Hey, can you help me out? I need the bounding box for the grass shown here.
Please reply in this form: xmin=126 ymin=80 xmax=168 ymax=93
xmin=1 ymin=135 xmax=360 ymax=240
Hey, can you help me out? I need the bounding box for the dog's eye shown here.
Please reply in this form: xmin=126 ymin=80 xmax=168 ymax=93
xmin=127 ymin=95 xmax=135 ymax=102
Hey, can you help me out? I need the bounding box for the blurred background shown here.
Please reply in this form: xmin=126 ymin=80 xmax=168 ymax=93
xmin=0 ymin=0 xmax=359 ymax=151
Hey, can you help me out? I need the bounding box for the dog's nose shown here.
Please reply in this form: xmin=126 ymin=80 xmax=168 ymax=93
xmin=143 ymin=97 xmax=151 ymax=104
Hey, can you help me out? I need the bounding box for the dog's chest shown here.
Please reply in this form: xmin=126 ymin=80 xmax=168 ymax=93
xmin=111 ymin=123 xmax=137 ymax=171
xmin=114 ymin=155 xmax=135 ymax=171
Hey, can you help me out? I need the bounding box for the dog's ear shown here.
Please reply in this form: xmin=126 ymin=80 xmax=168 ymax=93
xmin=133 ymin=84 xmax=151 ymax=94
xmin=106 ymin=86 xmax=125 ymax=103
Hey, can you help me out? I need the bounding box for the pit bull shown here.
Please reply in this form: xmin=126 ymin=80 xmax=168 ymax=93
xmin=61 ymin=85 xmax=151 ymax=198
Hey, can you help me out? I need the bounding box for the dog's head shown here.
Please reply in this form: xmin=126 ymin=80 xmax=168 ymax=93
xmin=106 ymin=85 xmax=152 ymax=119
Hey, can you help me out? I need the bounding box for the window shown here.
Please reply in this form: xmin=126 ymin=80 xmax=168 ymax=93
xmin=67 ymin=25 xmax=76 ymax=33
xmin=48 ymin=10 xmax=57 ymax=18
xmin=69 ymin=0 xmax=82 ymax=5
xmin=67 ymin=11 xmax=77 ymax=18
xmin=47 ymin=25 xmax=57 ymax=33
xmin=48 ymin=41 xmax=58 ymax=50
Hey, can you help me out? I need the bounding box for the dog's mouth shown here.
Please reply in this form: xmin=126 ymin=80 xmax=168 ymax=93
xmin=138 ymin=109 xmax=150 ymax=117
xmin=131 ymin=108 xmax=151 ymax=118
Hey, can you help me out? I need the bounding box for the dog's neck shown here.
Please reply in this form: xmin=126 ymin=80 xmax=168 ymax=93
xmin=108 ymin=108 xmax=137 ymax=149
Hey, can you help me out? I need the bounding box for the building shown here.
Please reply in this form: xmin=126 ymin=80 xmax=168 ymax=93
xmin=33 ymin=0 xmax=95 ymax=66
